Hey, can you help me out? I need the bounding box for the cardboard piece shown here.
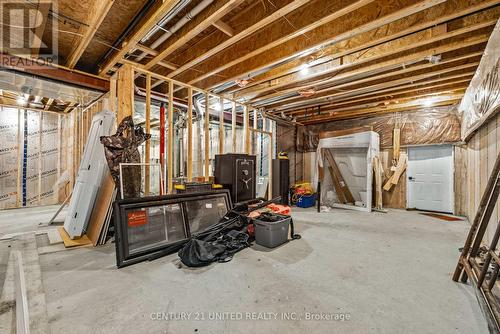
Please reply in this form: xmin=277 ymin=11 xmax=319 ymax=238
xmin=86 ymin=173 xmax=115 ymax=246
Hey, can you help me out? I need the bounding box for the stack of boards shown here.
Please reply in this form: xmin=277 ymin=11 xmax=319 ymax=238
xmin=88 ymin=174 xmax=117 ymax=246
xmin=59 ymin=109 xmax=117 ymax=247
xmin=57 ymin=167 xmax=117 ymax=247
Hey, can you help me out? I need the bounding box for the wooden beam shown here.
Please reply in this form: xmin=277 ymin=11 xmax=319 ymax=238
xmin=244 ymin=106 xmax=250 ymax=154
xmin=116 ymin=64 xmax=134 ymax=122
xmin=393 ymin=128 xmax=401 ymax=161
xmin=135 ymin=44 xmax=178 ymax=70
xmin=0 ymin=54 xmax=109 ymax=91
xmin=231 ymin=101 xmax=237 ymax=152
xmin=44 ymin=98 xmax=53 ymax=111
xmin=63 ymin=102 xmax=77 ymax=113
xmin=38 ymin=111 xmax=42 ymax=204
xmin=224 ymin=2 xmax=499 ymax=95
xmin=109 ymin=77 xmax=117 ymax=114
xmin=324 ymin=149 xmax=355 ymax=204
xmin=163 ymin=0 xmax=315 ymax=76
xmin=99 ymin=0 xmax=179 ymax=76
xmin=219 ymin=97 xmax=224 ymax=154
xmin=66 ymin=0 xmax=114 ymax=68
xmin=301 ymin=95 xmax=463 ymax=124
xmin=56 ymin=114 xmax=61 ymax=202
xmin=187 ymin=87 xmax=193 ymax=181
xmin=190 ymin=0 xmax=447 ymax=89
xmin=288 ymin=77 xmax=472 ymax=112
xmin=182 ymin=0 xmax=373 ymax=85
xmin=212 ymin=20 xmax=234 ymax=37
xmin=145 ymin=74 xmax=151 ymax=195
xmin=204 ymin=92 xmax=210 ymax=181
xmin=239 ymin=20 xmax=494 ymax=102
xmin=304 ymin=88 xmax=467 ymax=116
xmin=280 ymin=72 xmax=474 ymax=115
xmin=252 ymin=109 xmax=257 ymax=155
xmin=265 ymin=55 xmax=481 ymax=111
xmin=167 ymin=81 xmax=174 ymax=193
xmin=144 ymin=0 xmax=242 ymax=70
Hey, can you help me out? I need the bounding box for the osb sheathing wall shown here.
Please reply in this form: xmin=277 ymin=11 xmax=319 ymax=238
xmin=455 ymin=22 xmax=499 ymax=244
xmin=455 ymin=111 xmax=500 ymax=245
xmin=277 ymin=107 xmax=462 ymax=209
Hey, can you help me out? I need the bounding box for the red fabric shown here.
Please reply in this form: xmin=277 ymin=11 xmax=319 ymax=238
xmin=247 ymin=223 xmax=255 ymax=236
xmin=267 ymin=203 xmax=291 ymax=215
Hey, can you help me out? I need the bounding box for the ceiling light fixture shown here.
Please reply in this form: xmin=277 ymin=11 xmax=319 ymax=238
xmin=423 ymin=98 xmax=435 ymax=107
xmin=426 ymin=54 xmax=441 ymax=64
xmin=298 ymin=89 xmax=316 ymax=97
xmin=299 ymin=64 xmax=310 ymax=75
xmin=235 ymin=78 xmax=251 ymax=88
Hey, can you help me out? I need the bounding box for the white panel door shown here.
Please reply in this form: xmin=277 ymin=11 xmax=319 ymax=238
xmin=407 ymin=145 xmax=453 ymax=213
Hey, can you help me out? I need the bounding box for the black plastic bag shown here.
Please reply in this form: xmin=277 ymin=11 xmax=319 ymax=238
xmin=178 ymin=229 xmax=250 ymax=267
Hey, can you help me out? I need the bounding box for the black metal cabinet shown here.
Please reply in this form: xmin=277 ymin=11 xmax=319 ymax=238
xmin=214 ymin=154 xmax=256 ymax=203
xmin=272 ymin=159 xmax=290 ymax=205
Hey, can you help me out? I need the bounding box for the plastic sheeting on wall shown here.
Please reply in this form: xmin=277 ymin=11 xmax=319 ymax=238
xmin=459 ymin=20 xmax=500 ymax=140
xmin=40 ymin=113 xmax=59 ymax=205
xmin=0 ymin=107 xmax=64 ymax=209
xmin=25 ymin=110 xmax=41 ymax=206
xmin=295 ymin=106 xmax=461 ymax=152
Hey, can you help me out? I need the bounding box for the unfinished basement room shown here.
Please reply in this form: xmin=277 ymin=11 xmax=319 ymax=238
xmin=1 ymin=0 xmax=500 ymax=333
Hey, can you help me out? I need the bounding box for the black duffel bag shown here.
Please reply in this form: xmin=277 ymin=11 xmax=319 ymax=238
xmin=178 ymin=229 xmax=250 ymax=267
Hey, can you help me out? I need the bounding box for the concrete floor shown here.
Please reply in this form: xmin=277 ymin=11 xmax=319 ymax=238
xmin=0 ymin=206 xmax=489 ymax=333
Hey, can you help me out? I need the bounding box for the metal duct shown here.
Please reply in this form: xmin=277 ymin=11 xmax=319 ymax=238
xmin=134 ymin=0 xmax=215 ymax=62
xmin=141 ymin=0 xmax=192 ymax=43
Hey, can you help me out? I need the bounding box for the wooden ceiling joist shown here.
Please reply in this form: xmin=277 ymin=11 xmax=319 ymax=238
xmin=44 ymin=98 xmax=54 ymax=111
xmin=66 ymin=0 xmax=114 ymax=68
xmin=223 ymin=2 xmax=500 ymax=96
xmin=268 ymin=60 xmax=480 ymax=112
xmin=296 ymin=88 xmax=467 ymax=116
xmin=212 ymin=20 xmax=234 ymax=37
xmin=258 ymin=51 xmax=483 ymax=110
xmin=162 ymin=0 xmax=316 ymax=77
xmin=279 ymin=71 xmax=476 ymax=115
xmin=235 ymin=19 xmax=495 ymax=101
xmin=199 ymin=0 xmax=499 ymax=94
xmin=247 ymin=34 xmax=489 ymax=105
xmin=288 ymin=79 xmax=472 ymax=113
xmin=143 ymin=0 xmax=243 ymax=70
xmin=134 ymin=44 xmax=178 ymax=70
xmin=299 ymin=96 xmax=463 ymax=124
xmin=186 ymin=0 xmax=448 ymax=90
xmin=98 ymin=0 xmax=180 ymax=76
xmin=170 ymin=0 xmax=372 ymax=82
xmin=76 ymin=0 xmax=498 ymax=124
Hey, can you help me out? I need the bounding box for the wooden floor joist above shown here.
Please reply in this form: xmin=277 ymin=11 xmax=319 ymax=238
xmin=19 ymin=0 xmax=498 ymax=124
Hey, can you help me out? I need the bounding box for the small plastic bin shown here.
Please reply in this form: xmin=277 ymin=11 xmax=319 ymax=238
xmin=253 ymin=213 xmax=291 ymax=248
xmin=296 ymin=194 xmax=316 ymax=208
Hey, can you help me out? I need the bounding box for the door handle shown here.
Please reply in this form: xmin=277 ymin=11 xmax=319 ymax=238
xmin=408 ymin=176 xmax=415 ymax=181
